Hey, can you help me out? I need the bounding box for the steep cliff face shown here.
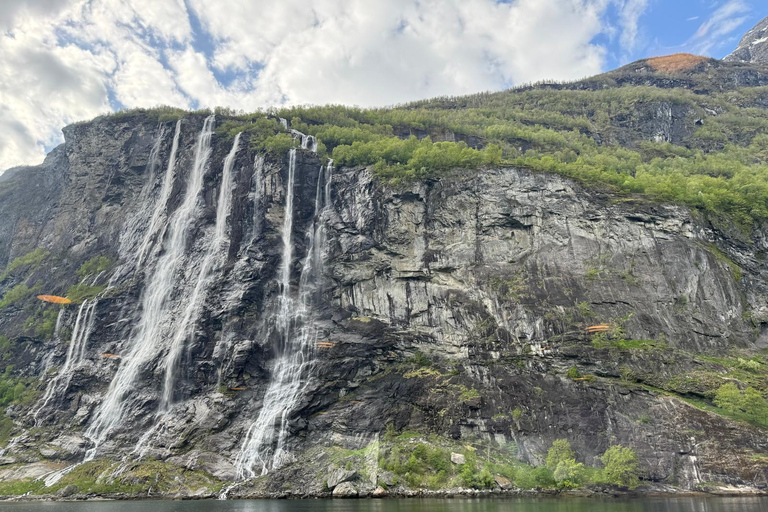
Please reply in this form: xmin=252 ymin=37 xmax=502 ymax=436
xmin=725 ymin=16 xmax=768 ymax=65
xmin=0 ymin=107 xmax=766 ymax=497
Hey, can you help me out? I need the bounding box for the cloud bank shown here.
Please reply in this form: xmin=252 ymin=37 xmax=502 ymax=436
xmin=0 ymin=0 xmax=756 ymax=172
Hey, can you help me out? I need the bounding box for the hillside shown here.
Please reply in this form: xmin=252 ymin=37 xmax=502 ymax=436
xmin=0 ymin=42 xmax=767 ymax=498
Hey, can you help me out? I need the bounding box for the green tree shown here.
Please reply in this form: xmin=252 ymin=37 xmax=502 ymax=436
xmin=546 ymin=439 xmax=575 ymax=471
xmin=600 ymin=445 xmax=640 ymax=488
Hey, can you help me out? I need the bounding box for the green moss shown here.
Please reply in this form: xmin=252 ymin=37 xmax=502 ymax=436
xmin=566 ymin=367 xmax=581 ymax=379
xmin=458 ymin=387 xmax=481 ymax=402
xmin=0 ymin=416 xmax=14 ymax=446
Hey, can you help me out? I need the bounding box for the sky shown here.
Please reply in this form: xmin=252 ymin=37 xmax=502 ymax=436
xmin=0 ymin=0 xmax=766 ymax=172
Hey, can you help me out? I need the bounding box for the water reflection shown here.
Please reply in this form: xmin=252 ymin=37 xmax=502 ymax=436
xmin=0 ymin=498 xmax=765 ymax=512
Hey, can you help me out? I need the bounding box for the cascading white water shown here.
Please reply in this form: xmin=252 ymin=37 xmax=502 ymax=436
xmin=233 ymin=148 xmax=331 ymax=480
xmin=84 ymin=115 xmax=216 ymax=456
xmin=160 ymin=131 xmax=241 ymax=410
xmin=135 ymin=120 xmax=182 ymax=269
xmin=251 ymin=154 xmax=265 ymax=240
xmin=32 ymin=299 xmax=98 ymax=426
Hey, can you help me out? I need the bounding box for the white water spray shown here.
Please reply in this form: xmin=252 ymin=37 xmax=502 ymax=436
xmin=84 ymin=115 xmax=216 ymax=456
xmin=234 ymin=149 xmax=331 ymax=479
xmin=136 ymin=120 xmax=182 ymax=269
xmin=32 ymin=299 xmax=98 ymax=426
xmin=160 ymin=131 xmax=241 ymax=410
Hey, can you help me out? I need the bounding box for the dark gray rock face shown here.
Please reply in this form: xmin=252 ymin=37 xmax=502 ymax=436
xmin=0 ymin=112 xmax=766 ymax=494
xmin=725 ymin=16 xmax=768 ymax=64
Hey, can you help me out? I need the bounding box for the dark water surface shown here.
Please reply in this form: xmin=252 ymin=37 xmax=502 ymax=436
xmin=0 ymin=498 xmax=766 ymax=512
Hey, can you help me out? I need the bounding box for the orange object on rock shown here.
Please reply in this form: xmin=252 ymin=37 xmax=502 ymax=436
xmin=37 ymin=295 xmax=73 ymax=305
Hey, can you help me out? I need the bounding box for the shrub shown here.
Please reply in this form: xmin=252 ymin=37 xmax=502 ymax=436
xmin=600 ymin=445 xmax=640 ymax=488
xmin=566 ymin=367 xmax=581 ymax=379
xmin=546 ymin=439 xmax=576 ymax=471
xmin=714 ymin=382 xmax=768 ymax=423
xmin=76 ymin=256 xmax=112 ymax=281
xmin=0 ymin=249 xmax=50 ymax=282
xmin=0 ymin=284 xmax=35 ymax=309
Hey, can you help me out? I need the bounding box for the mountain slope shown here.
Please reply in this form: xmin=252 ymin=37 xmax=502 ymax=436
xmin=725 ymin=16 xmax=768 ymax=64
xmin=0 ymin=43 xmax=767 ymax=499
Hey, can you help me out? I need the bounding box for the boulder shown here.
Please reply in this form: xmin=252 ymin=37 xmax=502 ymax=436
xmin=332 ymin=481 xmax=358 ymax=497
xmin=494 ymin=475 xmax=513 ymax=490
xmin=327 ymin=467 xmax=357 ymax=489
xmin=451 ymin=453 xmax=466 ymax=465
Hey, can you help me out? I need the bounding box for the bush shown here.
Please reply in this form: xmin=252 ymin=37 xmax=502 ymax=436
xmin=566 ymin=367 xmax=581 ymax=379
xmin=65 ymin=283 xmax=105 ymax=303
xmin=545 ymin=439 xmax=576 ymax=471
xmin=0 ymin=249 xmax=50 ymax=282
xmin=600 ymin=445 xmax=640 ymax=488
xmin=714 ymin=382 xmax=768 ymax=424
xmin=0 ymin=284 xmax=35 ymax=309
xmin=76 ymin=256 xmax=112 ymax=281
xmin=553 ymin=458 xmax=585 ymax=488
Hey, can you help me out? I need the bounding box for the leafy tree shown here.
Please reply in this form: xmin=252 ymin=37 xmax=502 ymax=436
xmin=546 ymin=439 xmax=576 ymax=471
xmin=600 ymin=445 xmax=640 ymax=488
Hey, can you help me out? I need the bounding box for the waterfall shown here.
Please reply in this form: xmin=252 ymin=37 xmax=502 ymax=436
xmin=234 ymin=151 xmax=331 ymax=479
xmin=160 ymin=131 xmax=241 ymax=410
xmin=136 ymin=120 xmax=182 ymax=269
xmin=278 ymin=118 xmax=288 ymax=130
xmin=251 ymin=154 xmax=265 ymax=240
xmin=32 ymin=299 xmax=98 ymax=426
xmin=84 ymin=115 xmax=216 ymax=456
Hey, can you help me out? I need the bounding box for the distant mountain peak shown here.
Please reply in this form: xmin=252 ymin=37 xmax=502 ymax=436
xmin=724 ymin=16 xmax=768 ymax=64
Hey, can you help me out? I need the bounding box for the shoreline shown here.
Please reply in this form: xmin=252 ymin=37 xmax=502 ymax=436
xmin=2 ymin=485 xmax=767 ymax=502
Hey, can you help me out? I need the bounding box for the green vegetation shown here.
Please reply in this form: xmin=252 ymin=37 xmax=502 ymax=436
xmin=76 ymin=256 xmax=112 ymax=281
xmin=590 ymin=331 xmax=667 ymax=351
xmin=332 ymin=136 xmax=502 ymax=180
xmin=599 ymin=445 xmax=640 ymax=488
xmin=65 ymin=283 xmax=106 ymax=303
xmin=714 ymin=383 xmax=768 ymax=426
xmin=566 ymin=367 xmax=582 ymax=379
xmin=380 ymin=431 xmax=638 ymax=491
xmin=0 ymin=459 xmax=224 ymax=496
xmin=0 ymin=249 xmax=50 ymax=282
xmin=0 ymin=283 xmax=35 ymax=309
xmin=104 ymin=70 xmax=768 ymax=229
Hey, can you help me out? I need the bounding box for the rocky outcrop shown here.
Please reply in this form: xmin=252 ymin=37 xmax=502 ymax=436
xmin=0 ymin=108 xmax=766 ymax=497
xmin=725 ymin=16 xmax=768 ymax=65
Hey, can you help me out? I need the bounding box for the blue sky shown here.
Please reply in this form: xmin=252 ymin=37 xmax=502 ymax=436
xmin=0 ymin=0 xmax=766 ymax=172
xmin=597 ymin=0 xmax=767 ymax=69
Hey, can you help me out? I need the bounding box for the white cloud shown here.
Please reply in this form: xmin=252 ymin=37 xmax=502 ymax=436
xmin=686 ymin=0 xmax=750 ymax=55
xmin=616 ymin=0 xmax=649 ymax=52
xmin=0 ymin=0 xmax=644 ymax=172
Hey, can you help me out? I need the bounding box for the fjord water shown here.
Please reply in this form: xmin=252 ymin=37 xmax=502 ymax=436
xmin=0 ymin=498 xmax=766 ymax=512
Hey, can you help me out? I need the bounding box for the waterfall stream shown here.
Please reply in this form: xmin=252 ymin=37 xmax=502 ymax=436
xmin=234 ymin=140 xmax=331 ymax=480
xmin=160 ymin=131 xmax=241 ymax=410
xmin=84 ymin=115 xmax=216 ymax=456
xmin=32 ymin=299 xmax=98 ymax=426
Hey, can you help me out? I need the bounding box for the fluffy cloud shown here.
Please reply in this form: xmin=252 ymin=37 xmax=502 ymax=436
xmin=0 ymin=0 xmax=664 ymax=172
